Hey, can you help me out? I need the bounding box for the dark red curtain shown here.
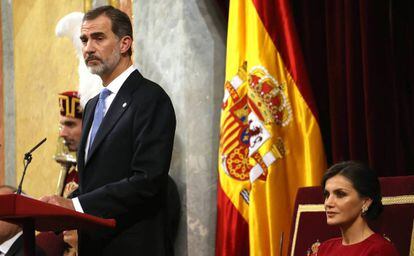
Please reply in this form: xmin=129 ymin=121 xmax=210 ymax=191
xmin=215 ymin=0 xmax=414 ymax=177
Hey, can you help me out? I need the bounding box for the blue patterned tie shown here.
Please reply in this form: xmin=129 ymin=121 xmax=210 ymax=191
xmin=88 ymin=88 xmax=111 ymax=151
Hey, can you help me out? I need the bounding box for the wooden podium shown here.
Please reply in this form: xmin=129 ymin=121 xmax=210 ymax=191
xmin=0 ymin=194 xmax=116 ymax=256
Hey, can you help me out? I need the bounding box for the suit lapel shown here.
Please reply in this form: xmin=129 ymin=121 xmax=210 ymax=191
xmin=85 ymin=70 xmax=143 ymax=164
xmin=78 ymin=96 xmax=99 ymax=169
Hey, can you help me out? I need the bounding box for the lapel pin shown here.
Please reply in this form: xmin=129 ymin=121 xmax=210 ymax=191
xmin=122 ymin=102 xmax=127 ymax=108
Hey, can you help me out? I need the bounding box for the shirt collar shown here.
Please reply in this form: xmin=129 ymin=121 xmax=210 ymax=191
xmin=0 ymin=231 xmax=22 ymax=255
xmin=104 ymin=65 xmax=136 ymax=95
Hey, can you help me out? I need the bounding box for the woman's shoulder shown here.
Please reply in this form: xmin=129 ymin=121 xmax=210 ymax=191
xmin=366 ymin=233 xmax=400 ymax=255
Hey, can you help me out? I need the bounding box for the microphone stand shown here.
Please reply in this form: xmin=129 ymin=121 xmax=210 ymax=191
xmin=16 ymin=138 xmax=47 ymax=195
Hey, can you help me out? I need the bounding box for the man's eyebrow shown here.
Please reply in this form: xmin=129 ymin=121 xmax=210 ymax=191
xmin=61 ymin=120 xmax=76 ymax=125
xmin=91 ymin=32 xmax=106 ymax=37
xmin=80 ymin=32 xmax=106 ymax=40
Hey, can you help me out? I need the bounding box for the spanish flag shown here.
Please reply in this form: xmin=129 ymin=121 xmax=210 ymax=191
xmin=216 ymin=1 xmax=326 ymax=255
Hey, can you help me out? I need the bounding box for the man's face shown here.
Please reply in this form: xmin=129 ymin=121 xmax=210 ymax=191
xmin=0 ymin=188 xmax=21 ymax=244
xmin=59 ymin=116 xmax=82 ymax=152
xmin=80 ymin=15 xmax=121 ymax=77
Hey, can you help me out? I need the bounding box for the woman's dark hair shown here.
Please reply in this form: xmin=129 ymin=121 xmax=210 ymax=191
xmin=83 ymin=5 xmax=133 ymax=56
xmin=321 ymin=161 xmax=383 ymax=220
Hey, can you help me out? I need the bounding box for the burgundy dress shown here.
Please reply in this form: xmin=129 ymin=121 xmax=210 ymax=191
xmin=314 ymin=233 xmax=399 ymax=256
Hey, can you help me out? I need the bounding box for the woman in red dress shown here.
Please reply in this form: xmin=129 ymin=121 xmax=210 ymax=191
xmin=314 ymin=161 xmax=399 ymax=256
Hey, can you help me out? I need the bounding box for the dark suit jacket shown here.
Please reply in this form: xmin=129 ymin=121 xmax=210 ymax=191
xmin=5 ymin=235 xmax=45 ymax=256
xmin=76 ymin=70 xmax=176 ymax=256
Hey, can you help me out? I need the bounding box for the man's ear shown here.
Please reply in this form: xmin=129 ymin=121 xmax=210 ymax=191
xmin=119 ymin=35 xmax=132 ymax=54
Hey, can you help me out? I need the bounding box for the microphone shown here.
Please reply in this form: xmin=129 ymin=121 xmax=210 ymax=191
xmin=17 ymin=138 xmax=47 ymax=195
xmin=24 ymin=138 xmax=47 ymax=159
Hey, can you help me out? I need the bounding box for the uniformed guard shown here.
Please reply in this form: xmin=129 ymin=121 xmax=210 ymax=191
xmin=54 ymin=91 xmax=83 ymax=255
xmin=55 ymin=91 xmax=82 ymax=198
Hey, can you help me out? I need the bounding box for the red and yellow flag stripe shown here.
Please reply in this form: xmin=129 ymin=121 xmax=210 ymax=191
xmin=216 ymin=0 xmax=326 ymax=255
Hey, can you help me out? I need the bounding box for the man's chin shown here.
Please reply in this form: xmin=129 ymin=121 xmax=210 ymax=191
xmin=87 ymin=66 xmax=104 ymax=76
xmin=66 ymin=144 xmax=77 ymax=152
xmin=69 ymin=145 xmax=79 ymax=152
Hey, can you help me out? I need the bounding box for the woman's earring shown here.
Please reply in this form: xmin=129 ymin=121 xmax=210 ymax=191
xmin=361 ymin=205 xmax=368 ymax=216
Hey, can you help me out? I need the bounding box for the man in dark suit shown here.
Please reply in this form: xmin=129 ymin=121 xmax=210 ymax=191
xmin=41 ymin=5 xmax=176 ymax=256
xmin=0 ymin=186 xmax=45 ymax=256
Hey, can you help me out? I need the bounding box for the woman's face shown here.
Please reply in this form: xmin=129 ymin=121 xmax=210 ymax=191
xmin=323 ymin=174 xmax=371 ymax=227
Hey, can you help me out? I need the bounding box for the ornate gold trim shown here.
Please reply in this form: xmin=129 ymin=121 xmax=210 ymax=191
xmin=382 ymin=195 xmax=414 ymax=205
xmin=290 ymin=195 xmax=414 ymax=256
